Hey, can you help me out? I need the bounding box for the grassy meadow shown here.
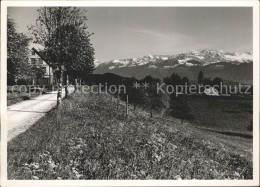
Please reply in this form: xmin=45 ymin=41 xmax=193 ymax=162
xmin=8 ymin=92 xmax=253 ymax=180
xmin=186 ymin=96 xmax=253 ymax=152
xmin=188 ymin=96 xmax=253 ymax=134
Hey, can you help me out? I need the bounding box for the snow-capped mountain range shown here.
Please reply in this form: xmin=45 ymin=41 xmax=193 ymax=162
xmin=94 ymin=49 xmax=253 ymax=69
xmin=94 ymin=50 xmax=253 ymax=84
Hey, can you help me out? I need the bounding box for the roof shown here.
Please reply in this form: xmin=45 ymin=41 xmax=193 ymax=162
xmin=31 ymin=47 xmax=51 ymax=66
xmin=28 ymin=43 xmax=51 ymax=66
xmin=204 ymin=87 xmax=219 ymax=96
xmin=28 ymin=43 xmax=44 ymax=51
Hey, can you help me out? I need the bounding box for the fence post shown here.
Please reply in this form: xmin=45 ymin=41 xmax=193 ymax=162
xmin=65 ymin=74 xmax=69 ymax=98
xmin=126 ymin=94 xmax=129 ymax=116
xmin=117 ymin=91 xmax=119 ymax=110
xmin=57 ymin=83 xmax=62 ymax=106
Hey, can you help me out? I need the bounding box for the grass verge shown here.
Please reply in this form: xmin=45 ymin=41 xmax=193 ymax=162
xmin=8 ymin=93 xmax=253 ymax=180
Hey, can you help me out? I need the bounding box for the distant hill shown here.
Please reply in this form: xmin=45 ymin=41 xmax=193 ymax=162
xmin=84 ymin=73 xmax=137 ymax=85
xmin=94 ymin=50 xmax=253 ymax=84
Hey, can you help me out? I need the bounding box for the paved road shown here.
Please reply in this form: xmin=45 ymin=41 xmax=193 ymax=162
xmin=7 ymin=87 xmax=74 ymax=141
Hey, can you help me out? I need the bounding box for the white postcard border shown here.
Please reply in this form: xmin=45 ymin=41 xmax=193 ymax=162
xmin=1 ymin=1 xmax=259 ymax=186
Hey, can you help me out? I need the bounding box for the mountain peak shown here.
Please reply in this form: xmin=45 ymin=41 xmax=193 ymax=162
xmin=94 ymin=50 xmax=252 ymax=68
xmin=94 ymin=59 xmax=103 ymax=67
xmin=146 ymin=54 xmax=154 ymax=58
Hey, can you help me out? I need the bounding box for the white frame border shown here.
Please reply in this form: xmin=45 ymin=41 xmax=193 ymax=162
xmin=1 ymin=1 xmax=259 ymax=186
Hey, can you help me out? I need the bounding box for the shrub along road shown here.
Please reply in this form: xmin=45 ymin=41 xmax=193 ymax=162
xmin=7 ymin=86 xmax=74 ymax=141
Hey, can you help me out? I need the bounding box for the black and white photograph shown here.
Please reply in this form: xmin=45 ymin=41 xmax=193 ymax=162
xmin=1 ymin=0 xmax=259 ymax=186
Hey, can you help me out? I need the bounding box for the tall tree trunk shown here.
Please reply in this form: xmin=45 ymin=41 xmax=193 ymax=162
xmin=65 ymin=73 xmax=69 ymax=98
xmin=79 ymin=78 xmax=82 ymax=92
xmin=74 ymin=78 xmax=78 ymax=93
xmin=126 ymin=95 xmax=129 ymax=116
xmin=57 ymin=67 xmax=63 ymax=106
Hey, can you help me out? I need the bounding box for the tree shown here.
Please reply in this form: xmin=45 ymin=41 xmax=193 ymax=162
xmin=182 ymin=76 xmax=189 ymax=85
xmin=46 ymin=24 xmax=95 ymax=94
xmin=28 ymin=64 xmax=45 ymax=84
xmin=212 ymin=77 xmax=223 ymax=91
xmin=141 ymin=76 xmax=164 ymax=118
xmin=169 ymin=94 xmax=191 ymax=124
xmin=163 ymin=73 xmax=189 ymax=95
xmin=7 ymin=17 xmax=31 ymax=85
xmin=128 ymin=83 xmax=143 ymax=110
xmin=198 ymin=70 xmax=204 ymax=84
xmin=164 ymin=73 xmax=182 ymax=86
xmin=30 ymin=7 xmax=95 ymax=103
xmin=164 ymin=73 xmax=191 ymax=124
xmin=202 ymin=77 xmax=212 ymax=86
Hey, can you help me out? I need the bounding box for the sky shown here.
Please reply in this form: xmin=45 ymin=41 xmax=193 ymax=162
xmin=8 ymin=7 xmax=252 ymax=61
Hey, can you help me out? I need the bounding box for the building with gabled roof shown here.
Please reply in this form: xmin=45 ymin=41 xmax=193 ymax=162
xmin=28 ymin=43 xmax=56 ymax=85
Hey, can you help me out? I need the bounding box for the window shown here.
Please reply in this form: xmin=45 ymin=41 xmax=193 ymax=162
xmin=42 ymin=67 xmax=46 ymax=73
xmin=31 ymin=50 xmax=35 ymax=55
xmin=31 ymin=58 xmax=36 ymax=64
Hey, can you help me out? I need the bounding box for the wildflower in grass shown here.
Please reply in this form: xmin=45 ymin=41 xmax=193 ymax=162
xmin=32 ymin=176 xmax=39 ymax=180
xmin=10 ymin=93 xmax=252 ymax=180
xmin=174 ymin=175 xmax=182 ymax=180
xmin=79 ymin=150 xmax=83 ymax=155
